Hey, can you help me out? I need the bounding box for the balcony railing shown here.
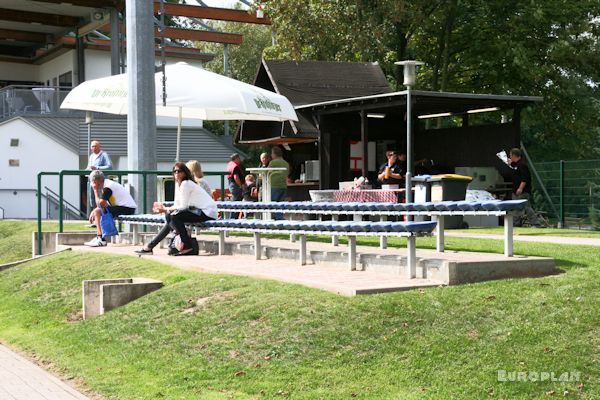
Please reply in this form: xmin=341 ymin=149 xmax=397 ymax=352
xmin=0 ymin=85 xmax=76 ymax=120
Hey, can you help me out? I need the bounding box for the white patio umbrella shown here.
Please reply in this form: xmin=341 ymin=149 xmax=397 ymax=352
xmin=61 ymin=62 xmax=298 ymax=160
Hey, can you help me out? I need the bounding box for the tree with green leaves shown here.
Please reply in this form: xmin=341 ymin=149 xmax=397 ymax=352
xmin=263 ymin=0 xmax=600 ymax=160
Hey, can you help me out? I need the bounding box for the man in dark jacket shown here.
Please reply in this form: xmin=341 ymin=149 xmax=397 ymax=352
xmin=509 ymin=148 xmax=541 ymax=227
xmin=377 ymin=151 xmax=406 ymax=187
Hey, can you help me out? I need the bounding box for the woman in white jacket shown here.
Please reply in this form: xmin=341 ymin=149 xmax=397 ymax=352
xmin=135 ymin=162 xmax=218 ymax=255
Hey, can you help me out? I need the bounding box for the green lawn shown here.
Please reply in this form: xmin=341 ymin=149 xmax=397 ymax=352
xmin=0 ymin=220 xmax=598 ymax=399
xmin=0 ymin=220 xmax=88 ymax=264
xmin=452 ymin=226 xmax=600 ymax=238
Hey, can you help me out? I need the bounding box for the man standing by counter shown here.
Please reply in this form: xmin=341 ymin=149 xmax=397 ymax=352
xmin=377 ymin=151 xmax=406 ymax=187
xmin=268 ymin=146 xmax=289 ymax=220
xmin=509 ymin=148 xmax=541 ymax=227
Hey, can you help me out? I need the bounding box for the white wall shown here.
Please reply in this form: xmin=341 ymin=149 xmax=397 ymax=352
xmin=85 ymin=49 xmax=112 ymax=81
xmin=38 ymin=51 xmax=75 ymax=86
xmin=1 ymin=48 xmax=206 ymax=87
xmin=0 ymin=62 xmax=39 ymax=83
xmin=0 ymin=119 xmax=80 ymax=219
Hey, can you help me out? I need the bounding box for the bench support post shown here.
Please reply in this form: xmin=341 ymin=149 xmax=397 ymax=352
xmin=435 ymin=215 xmax=445 ymax=252
xmin=218 ymin=231 xmax=225 ymax=255
xmin=299 ymin=234 xmax=307 ymax=265
xmin=132 ymin=225 xmax=139 ymax=246
xmin=407 ymin=235 xmax=417 ymax=279
xmin=380 ymin=215 xmax=388 ymax=249
xmin=332 ymin=215 xmax=339 ymax=246
xmin=348 ymin=236 xmax=357 ymax=271
xmin=289 ymin=214 xmax=296 ymax=242
xmin=504 ymin=214 xmax=513 ymax=257
xmin=253 ymin=232 xmax=261 ymax=260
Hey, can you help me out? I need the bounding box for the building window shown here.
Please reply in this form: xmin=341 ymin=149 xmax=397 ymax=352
xmin=9 ymin=159 xmax=20 ymax=167
xmin=10 ymin=138 xmax=19 ymax=147
xmin=58 ymin=71 xmax=72 ymax=88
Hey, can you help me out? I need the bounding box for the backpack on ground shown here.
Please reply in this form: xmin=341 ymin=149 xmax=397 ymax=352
xmin=168 ymin=234 xmax=199 ymax=256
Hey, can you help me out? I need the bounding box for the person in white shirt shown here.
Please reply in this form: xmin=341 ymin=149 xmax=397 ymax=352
xmin=135 ymin=162 xmax=217 ymax=255
xmin=85 ymin=170 xmax=136 ymax=247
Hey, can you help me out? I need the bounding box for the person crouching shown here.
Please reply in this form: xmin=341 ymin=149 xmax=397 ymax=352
xmin=85 ymin=170 xmax=136 ymax=247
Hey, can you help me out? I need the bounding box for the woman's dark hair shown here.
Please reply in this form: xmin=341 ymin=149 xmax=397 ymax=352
xmin=172 ymin=162 xmax=193 ymax=182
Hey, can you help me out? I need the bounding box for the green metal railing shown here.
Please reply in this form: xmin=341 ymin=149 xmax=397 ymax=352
xmin=36 ymin=169 xmax=228 ymax=255
xmin=534 ymin=159 xmax=600 ymax=228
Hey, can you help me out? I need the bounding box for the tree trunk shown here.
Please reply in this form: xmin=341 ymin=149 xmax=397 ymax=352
xmin=393 ymin=22 xmax=408 ymax=90
xmin=440 ymin=0 xmax=458 ymax=92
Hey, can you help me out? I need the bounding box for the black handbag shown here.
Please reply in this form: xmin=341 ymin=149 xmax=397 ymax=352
xmin=168 ymin=234 xmax=199 ymax=256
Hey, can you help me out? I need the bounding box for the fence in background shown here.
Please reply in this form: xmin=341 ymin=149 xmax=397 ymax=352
xmin=36 ymin=169 xmax=228 ymax=255
xmin=534 ymin=159 xmax=600 ymax=229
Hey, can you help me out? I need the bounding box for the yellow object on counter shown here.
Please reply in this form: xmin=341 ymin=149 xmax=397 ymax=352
xmin=430 ymin=174 xmax=473 ymax=181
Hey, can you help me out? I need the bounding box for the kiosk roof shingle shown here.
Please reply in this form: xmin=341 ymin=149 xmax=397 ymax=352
xmin=237 ymin=59 xmax=392 ymax=143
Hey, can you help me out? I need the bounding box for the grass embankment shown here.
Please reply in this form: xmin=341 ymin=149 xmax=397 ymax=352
xmin=0 ymin=220 xmax=598 ymax=399
xmin=0 ymin=220 xmax=88 ymax=264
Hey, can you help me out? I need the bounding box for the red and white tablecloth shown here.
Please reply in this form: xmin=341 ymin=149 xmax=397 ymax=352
xmin=333 ymin=190 xmax=401 ymax=203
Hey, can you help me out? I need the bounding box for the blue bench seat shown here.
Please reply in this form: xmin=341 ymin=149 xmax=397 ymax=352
xmin=116 ymin=213 xmax=436 ymax=277
xmin=215 ymin=199 xmax=528 ymax=214
xmin=117 ymin=214 xmax=436 ymax=235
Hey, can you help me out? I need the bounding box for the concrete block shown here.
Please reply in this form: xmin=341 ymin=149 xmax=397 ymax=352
xmin=54 ymin=232 xmax=98 ymax=252
xmin=31 ymin=231 xmax=58 ymax=256
xmin=82 ymin=278 xmax=163 ymax=319
xmin=448 ymin=258 xmax=557 ymax=285
xmin=191 ymin=238 xmax=555 ymax=286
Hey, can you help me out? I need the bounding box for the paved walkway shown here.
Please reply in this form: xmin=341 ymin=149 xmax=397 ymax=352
xmin=73 ymin=235 xmax=551 ymax=295
xmin=446 ymin=232 xmax=600 ymax=246
xmin=76 ymin=242 xmax=444 ymax=296
xmin=0 ymin=344 xmax=89 ymax=400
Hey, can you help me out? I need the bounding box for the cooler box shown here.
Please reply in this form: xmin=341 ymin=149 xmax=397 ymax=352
xmin=429 ymin=174 xmax=473 ymax=228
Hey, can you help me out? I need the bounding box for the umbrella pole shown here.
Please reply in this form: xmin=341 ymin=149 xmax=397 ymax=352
xmin=175 ymin=106 xmax=182 ymax=162
xmin=86 ymin=111 xmax=93 ymax=159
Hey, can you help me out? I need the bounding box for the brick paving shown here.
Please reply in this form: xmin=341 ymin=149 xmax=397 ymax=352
xmin=0 ymin=344 xmax=89 ymax=400
xmin=77 ymin=241 xmax=444 ymax=296
xmin=74 ymin=233 xmax=552 ymax=295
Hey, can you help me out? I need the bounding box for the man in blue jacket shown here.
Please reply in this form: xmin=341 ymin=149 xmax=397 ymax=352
xmin=87 ymin=140 xmax=113 ymax=216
